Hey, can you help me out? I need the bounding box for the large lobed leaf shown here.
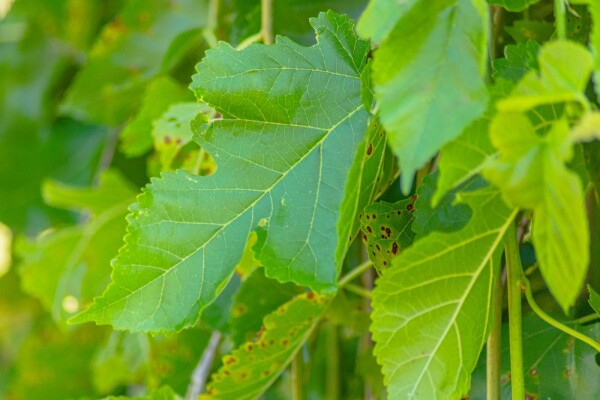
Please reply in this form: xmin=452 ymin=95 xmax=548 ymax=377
xmin=358 ymin=0 xmax=489 ymax=192
xmin=71 ymin=12 xmax=388 ymax=333
xmin=371 ymin=187 xmax=516 ymax=399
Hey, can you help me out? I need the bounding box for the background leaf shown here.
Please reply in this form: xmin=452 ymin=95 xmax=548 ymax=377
xmin=360 ymin=196 xmax=416 ymax=274
xmin=200 ymin=293 xmax=329 ymax=400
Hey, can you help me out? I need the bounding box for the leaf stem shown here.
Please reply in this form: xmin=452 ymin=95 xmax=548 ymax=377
xmin=291 ymin=350 xmax=303 ymax=400
xmin=486 ymin=271 xmax=504 ymax=400
xmin=202 ymin=0 xmax=220 ymax=48
xmin=554 ymin=0 xmax=566 ymax=40
xmin=236 ymin=32 xmax=262 ymax=50
xmin=505 ymin=222 xmax=525 ymax=400
xmin=185 ymin=331 xmax=221 ymax=400
xmin=338 ymin=260 xmax=373 ymax=287
xmin=261 ymin=0 xmax=274 ymax=45
xmin=326 ymin=323 xmax=340 ymax=400
xmin=344 ymin=283 xmax=371 ymax=298
xmin=523 ymin=277 xmax=600 ymax=352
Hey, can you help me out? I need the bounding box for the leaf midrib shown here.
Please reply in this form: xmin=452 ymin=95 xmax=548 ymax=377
xmin=404 ymin=208 xmax=517 ymax=398
xmin=99 ymin=105 xmax=364 ymax=317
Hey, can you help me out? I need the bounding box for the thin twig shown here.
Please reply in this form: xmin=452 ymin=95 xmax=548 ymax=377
xmin=185 ymin=331 xmax=222 ymax=400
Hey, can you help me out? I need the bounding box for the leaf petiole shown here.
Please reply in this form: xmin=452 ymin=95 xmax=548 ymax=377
xmin=523 ymin=277 xmax=600 ymax=353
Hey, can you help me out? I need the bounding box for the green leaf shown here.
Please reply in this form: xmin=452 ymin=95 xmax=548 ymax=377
xmin=230 ymin=268 xmax=302 ymax=346
xmin=414 ymin=172 xmax=485 ymax=239
xmin=371 ymin=187 xmax=516 ymax=399
xmin=589 ymin=285 xmax=600 ymax=316
xmin=487 ymin=0 xmax=541 ymax=12
xmin=432 ymin=118 xmax=496 ymax=206
xmin=92 ymin=331 xmax=149 ymax=394
xmin=493 ymin=40 xmax=541 ymax=82
xmin=147 ymin=328 xmax=212 ymax=394
xmin=200 ymin=293 xmax=329 ymax=400
xmin=0 ymin=222 xmax=11 ymax=277
xmin=497 ymin=40 xmax=593 ymax=112
xmin=360 ymin=197 xmax=416 ymax=274
xmin=8 ymin=322 xmax=105 ymax=400
xmin=120 ymin=76 xmax=192 ymax=157
xmin=152 ymin=102 xmax=211 ymax=171
xmin=505 ymin=19 xmax=554 ymax=43
xmin=18 ymin=170 xmax=137 ymax=323
xmin=358 ymin=0 xmax=489 ymax=192
xmin=484 ymin=114 xmax=589 ymax=311
xmin=502 ymin=316 xmax=600 ymax=399
xmin=60 ymin=0 xmax=207 ymax=125
xmin=70 ymin=12 xmax=380 ymax=333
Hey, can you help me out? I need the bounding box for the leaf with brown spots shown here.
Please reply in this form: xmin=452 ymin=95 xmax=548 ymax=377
xmin=360 ymin=197 xmax=416 ymax=274
xmin=200 ymin=293 xmax=329 ymax=400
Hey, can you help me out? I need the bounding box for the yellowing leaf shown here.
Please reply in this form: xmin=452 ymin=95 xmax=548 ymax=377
xmin=201 ymin=293 xmax=329 ymax=400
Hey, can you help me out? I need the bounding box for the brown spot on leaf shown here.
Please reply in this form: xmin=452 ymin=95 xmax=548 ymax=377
xmin=281 ymin=339 xmax=289 ymax=346
xmin=263 ymin=370 xmax=270 ymax=377
xmin=367 ymin=226 xmax=372 ymax=233
xmin=392 ymin=242 xmax=399 ymax=255
xmin=525 ymin=395 xmax=536 ymax=400
xmin=164 ymin=135 xmax=172 ymax=144
xmin=225 ymin=356 xmax=238 ymax=366
xmin=529 ymin=368 xmax=538 ymax=376
xmin=407 ymin=203 xmax=414 ymax=211
xmin=366 ymin=143 xmax=373 ymax=156
xmin=565 ymin=368 xmax=573 ymax=377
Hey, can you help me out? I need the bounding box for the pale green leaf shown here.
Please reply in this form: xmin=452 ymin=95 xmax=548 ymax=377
xmin=589 ymin=285 xmax=600 ymax=316
xmin=484 ymin=114 xmax=589 ymax=311
xmin=200 ymin=293 xmax=329 ymax=400
xmin=120 ymin=76 xmax=192 ymax=157
xmin=498 ymin=40 xmax=593 ymax=112
xmin=0 ymin=222 xmax=11 ymax=277
xmin=152 ymin=102 xmax=209 ymax=171
xmin=360 ymin=197 xmax=416 ymax=274
xmin=571 ymin=111 xmax=600 ymax=142
xmin=487 ymin=0 xmax=540 ymax=11
xmin=371 ymin=187 xmax=516 ymax=399
xmin=70 ymin=12 xmax=382 ymax=333
xmin=359 ymin=0 xmax=489 ymax=192
xmin=18 ymin=170 xmax=136 ymax=323
xmin=433 ymin=118 xmax=496 ymax=206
